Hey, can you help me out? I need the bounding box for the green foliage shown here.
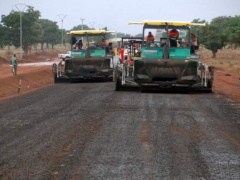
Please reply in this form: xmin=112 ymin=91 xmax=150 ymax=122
xmin=202 ymin=24 xmax=227 ymax=58
xmin=192 ymin=16 xmax=240 ymax=58
xmin=211 ymin=16 xmax=231 ymax=31
xmin=63 ymin=29 xmax=70 ymax=46
xmin=39 ymin=19 xmax=60 ymax=49
xmin=224 ymin=16 xmax=240 ymax=48
xmin=191 ymin=19 xmax=206 ymax=43
xmin=1 ymin=12 xmax=19 ymax=47
xmin=0 ymin=24 xmax=9 ymax=48
xmin=71 ymin=24 xmax=93 ymax=31
xmin=191 ymin=18 xmax=227 ymax=58
xmin=1 ymin=6 xmax=42 ymax=53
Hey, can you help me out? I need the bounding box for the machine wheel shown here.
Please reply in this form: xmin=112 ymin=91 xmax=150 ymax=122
xmin=139 ymin=86 xmax=145 ymax=93
xmin=206 ymin=80 xmax=213 ymax=93
xmin=115 ymin=77 xmax=123 ymax=91
xmin=54 ymin=74 xmax=61 ymax=83
xmin=104 ymin=76 xmax=113 ymax=82
xmin=52 ymin=63 xmax=57 ymax=74
xmin=114 ymin=69 xmax=124 ymax=91
xmin=70 ymin=78 xmax=75 ymax=83
xmin=53 ymin=63 xmax=61 ymax=83
xmin=207 ymin=80 xmax=213 ymax=88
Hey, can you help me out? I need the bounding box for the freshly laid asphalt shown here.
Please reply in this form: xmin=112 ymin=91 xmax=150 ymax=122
xmin=0 ymin=82 xmax=240 ymax=179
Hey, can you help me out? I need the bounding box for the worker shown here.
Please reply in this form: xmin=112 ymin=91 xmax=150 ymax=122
xmin=190 ymin=33 xmax=199 ymax=54
xmin=11 ymin=54 xmax=17 ymax=76
xmin=102 ymin=38 xmax=109 ymax=53
xmin=145 ymin=31 xmax=155 ymax=44
xmin=134 ymin=43 xmax=139 ymax=49
xmin=169 ymin=29 xmax=179 ymax=47
xmin=102 ymin=38 xmax=108 ymax=46
xmin=133 ymin=43 xmax=141 ymax=57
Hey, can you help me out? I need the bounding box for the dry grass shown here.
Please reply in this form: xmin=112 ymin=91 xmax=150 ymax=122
xmin=198 ymin=47 xmax=240 ymax=74
xmin=0 ymin=44 xmax=70 ymax=62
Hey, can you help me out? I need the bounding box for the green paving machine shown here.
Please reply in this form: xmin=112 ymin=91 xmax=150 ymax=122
xmin=53 ymin=30 xmax=115 ymax=82
xmin=114 ymin=20 xmax=214 ymax=92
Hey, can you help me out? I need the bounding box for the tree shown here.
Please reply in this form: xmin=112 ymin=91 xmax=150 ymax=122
xmin=63 ymin=29 xmax=70 ymax=46
xmin=211 ymin=16 xmax=231 ymax=32
xmin=39 ymin=19 xmax=60 ymax=50
xmin=1 ymin=6 xmax=42 ymax=54
xmin=224 ymin=16 xmax=240 ymax=48
xmin=71 ymin=24 xmax=93 ymax=31
xmin=201 ymin=24 xmax=226 ymax=58
xmin=191 ymin=18 xmax=227 ymax=58
xmin=0 ymin=24 xmax=8 ymax=48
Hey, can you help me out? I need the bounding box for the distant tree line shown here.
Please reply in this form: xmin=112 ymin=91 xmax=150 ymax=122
xmin=191 ymin=16 xmax=240 ymax=58
xmin=0 ymin=6 xmax=131 ymax=54
xmin=0 ymin=6 xmax=64 ymax=53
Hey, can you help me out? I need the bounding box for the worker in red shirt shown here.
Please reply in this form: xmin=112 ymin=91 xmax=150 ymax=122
xmin=145 ymin=31 xmax=155 ymax=45
xmin=169 ymin=29 xmax=179 ymax=47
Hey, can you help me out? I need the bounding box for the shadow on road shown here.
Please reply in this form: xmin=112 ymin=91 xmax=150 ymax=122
xmin=117 ymin=86 xmax=214 ymax=94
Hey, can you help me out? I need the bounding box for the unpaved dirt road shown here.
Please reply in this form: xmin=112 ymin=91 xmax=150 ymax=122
xmin=0 ymin=82 xmax=240 ymax=179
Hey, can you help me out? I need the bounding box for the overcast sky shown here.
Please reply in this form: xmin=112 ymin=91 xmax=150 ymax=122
xmin=1 ymin=0 xmax=240 ymax=35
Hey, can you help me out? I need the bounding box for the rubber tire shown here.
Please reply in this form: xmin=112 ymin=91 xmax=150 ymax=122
xmin=54 ymin=74 xmax=59 ymax=83
xmin=207 ymin=80 xmax=213 ymax=92
xmin=139 ymin=86 xmax=145 ymax=93
xmin=115 ymin=78 xmax=123 ymax=91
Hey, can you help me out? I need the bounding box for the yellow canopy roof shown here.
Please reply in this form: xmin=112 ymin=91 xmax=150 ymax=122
xmin=69 ymin=30 xmax=116 ymax=35
xmin=128 ymin=20 xmax=206 ymax=27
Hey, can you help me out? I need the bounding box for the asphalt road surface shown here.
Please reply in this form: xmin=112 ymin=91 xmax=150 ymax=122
xmin=0 ymin=82 xmax=240 ymax=180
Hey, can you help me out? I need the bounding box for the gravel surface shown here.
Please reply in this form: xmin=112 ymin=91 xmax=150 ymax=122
xmin=0 ymin=82 xmax=240 ymax=179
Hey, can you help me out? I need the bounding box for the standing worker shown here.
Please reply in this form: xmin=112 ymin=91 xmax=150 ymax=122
xmin=190 ymin=33 xmax=199 ymax=54
xmin=11 ymin=54 xmax=17 ymax=76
